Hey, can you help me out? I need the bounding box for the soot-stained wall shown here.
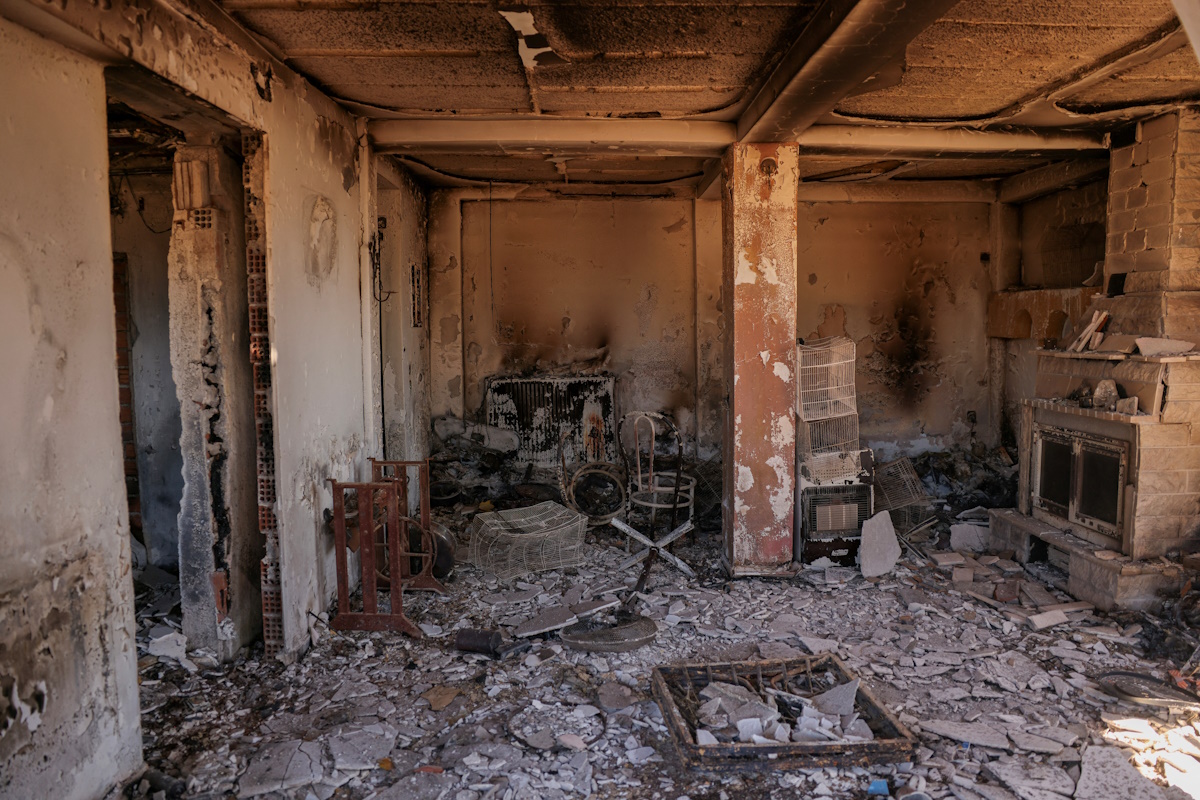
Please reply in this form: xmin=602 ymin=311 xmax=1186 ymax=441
xmin=0 ymin=17 xmax=142 ymax=797
xmin=797 ymin=202 xmax=993 ymax=459
xmin=110 ymin=173 xmax=185 ymax=568
xmin=1020 ymin=180 xmax=1108 ymax=288
xmin=430 ymin=195 xmax=724 ymax=454
xmin=379 ymin=166 xmax=432 ymax=462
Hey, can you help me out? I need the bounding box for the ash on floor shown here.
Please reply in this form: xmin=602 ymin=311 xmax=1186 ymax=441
xmin=126 ymin=525 xmax=1195 ymax=800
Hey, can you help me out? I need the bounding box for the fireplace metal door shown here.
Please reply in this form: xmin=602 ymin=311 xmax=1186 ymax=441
xmin=1032 ymin=423 xmax=1127 ymax=545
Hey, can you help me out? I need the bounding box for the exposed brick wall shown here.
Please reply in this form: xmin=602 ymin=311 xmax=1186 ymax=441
xmin=113 ymin=252 xmax=142 ymax=535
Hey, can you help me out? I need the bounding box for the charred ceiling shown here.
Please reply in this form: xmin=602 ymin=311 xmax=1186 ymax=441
xmin=210 ymin=0 xmax=1200 ymax=187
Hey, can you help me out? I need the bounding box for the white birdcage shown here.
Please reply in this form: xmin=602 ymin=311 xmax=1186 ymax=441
xmin=796 ymin=336 xmax=857 ymax=421
xmin=798 ymin=413 xmax=861 ymax=483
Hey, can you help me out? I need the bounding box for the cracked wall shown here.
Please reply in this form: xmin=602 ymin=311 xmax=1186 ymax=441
xmin=797 ymin=202 xmax=993 ymax=460
xmin=0 ymin=17 xmax=142 ymax=797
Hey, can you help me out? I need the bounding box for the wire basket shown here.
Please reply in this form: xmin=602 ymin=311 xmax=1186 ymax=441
xmin=873 ymin=457 xmax=927 ymax=512
xmin=465 ymin=501 xmax=587 ymax=580
xmin=797 ymin=337 xmax=857 ymax=421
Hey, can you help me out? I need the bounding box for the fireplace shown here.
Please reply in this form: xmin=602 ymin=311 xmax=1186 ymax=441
xmin=1012 ymin=349 xmax=1200 ymax=560
xmin=1032 ymin=424 xmax=1128 ymax=546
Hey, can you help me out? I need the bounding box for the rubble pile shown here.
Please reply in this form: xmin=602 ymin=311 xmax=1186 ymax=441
xmin=129 ymin=523 xmax=1195 ymax=800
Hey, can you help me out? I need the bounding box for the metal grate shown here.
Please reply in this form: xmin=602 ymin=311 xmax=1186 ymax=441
xmin=465 ymin=501 xmax=587 ymax=580
xmin=486 ymin=376 xmax=617 ymax=467
xmin=797 ymin=337 xmax=856 ymax=421
xmin=872 ymin=457 xmax=926 ymax=512
xmin=801 ymin=484 xmax=872 ymax=541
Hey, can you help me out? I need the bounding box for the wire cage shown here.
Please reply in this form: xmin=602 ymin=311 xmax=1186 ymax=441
xmin=889 ymin=503 xmax=936 ymax=535
xmin=798 ymin=413 xmax=860 ymax=482
xmin=796 ymin=336 xmax=857 ymax=421
xmin=465 ymin=501 xmax=587 ymax=580
xmin=872 ymin=457 xmax=927 ymax=512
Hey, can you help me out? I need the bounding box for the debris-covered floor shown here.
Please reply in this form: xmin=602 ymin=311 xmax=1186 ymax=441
xmin=127 ymin=516 xmax=1200 ymax=800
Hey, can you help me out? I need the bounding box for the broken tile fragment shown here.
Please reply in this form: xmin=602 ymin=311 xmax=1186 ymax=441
xmin=950 ymin=523 xmax=990 ymax=552
xmin=812 ymin=679 xmax=859 ymax=717
xmin=515 ymin=605 xmax=578 ymax=637
xmin=1075 ymin=745 xmax=1166 ymax=800
xmin=237 ymin=740 xmax=325 ymax=797
xmin=921 ymin=719 xmax=1009 ymax=749
xmin=1027 ymin=610 xmax=1069 ymax=631
xmin=1008 ymin=731 xmax=1064 ymax=755
xmin=985 ymin=760 xmax=1075 ymax=799
xmin=420 ymin=685 xmax=461 ymax=712
xmin=930 ymin=551 xmax=966 ymax=567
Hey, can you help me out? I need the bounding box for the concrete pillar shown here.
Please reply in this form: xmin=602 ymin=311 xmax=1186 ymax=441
xmin=721 ymin=143 xmax=799 ymax=575
xmin=169 ymin=141 xmax=262 ymax=661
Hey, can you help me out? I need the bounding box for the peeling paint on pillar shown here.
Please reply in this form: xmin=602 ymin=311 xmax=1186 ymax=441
xmin=722 ymin=143 xmax=799 ymax=574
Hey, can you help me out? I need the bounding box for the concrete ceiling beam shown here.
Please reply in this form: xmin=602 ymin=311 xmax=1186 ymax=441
xmin=368 ymin=119 xmax=736 ymax=158
xmin=997 ymin=159 xmax=1111 ymax=204
xmin=797 ymin=180 xmax=998 ymax=204
xmin=737 ymin=0 xmax=961 ymax=143
xmin=794 ymin=126 xmax=1109 ymax=156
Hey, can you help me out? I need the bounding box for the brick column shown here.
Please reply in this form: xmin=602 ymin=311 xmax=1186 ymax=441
xmin=1102 ymin=108 xmax=1200 ymax=343
xmin=722 ymin=143 xmax=799 ymax=575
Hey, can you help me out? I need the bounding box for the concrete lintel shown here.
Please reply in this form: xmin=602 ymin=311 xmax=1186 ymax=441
xmin=796 ymin=125 xmax=1109 ymax=156
xmin=797 ymin=180 xmax=997 ymax=204
xmin=369 ymin=118 xmax=735 ymax=157
xmin=997 ymin=159 xmax=1110 ymax=204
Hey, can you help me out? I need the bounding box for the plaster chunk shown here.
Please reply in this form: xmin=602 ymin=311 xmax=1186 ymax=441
xmin=773 ymin=361 xmax=792 ymax=382
xmin=859 ymin=512 xmax=901 ymax=578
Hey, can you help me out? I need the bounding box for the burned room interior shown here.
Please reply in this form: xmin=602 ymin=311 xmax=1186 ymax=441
xmin=15 ymin=0 xmax=1200 ymax=798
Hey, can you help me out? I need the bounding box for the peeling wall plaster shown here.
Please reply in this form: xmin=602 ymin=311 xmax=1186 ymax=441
xmin=797 ymin=202 xmax=993 ymax=459
xmin=0 ymin=17 xmax=142 ymax=797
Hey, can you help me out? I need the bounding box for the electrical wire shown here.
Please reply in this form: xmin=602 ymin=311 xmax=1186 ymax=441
xmin=111 ymin=172 xmax=172 ymax=235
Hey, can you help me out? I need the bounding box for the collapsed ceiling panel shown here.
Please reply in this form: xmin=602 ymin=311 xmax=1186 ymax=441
xmin=833 ymin=0 xmax=1180 ymax=121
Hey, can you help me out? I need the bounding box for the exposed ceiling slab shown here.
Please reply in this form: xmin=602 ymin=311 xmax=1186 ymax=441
xmin=833 ymin=0 xmax=1183 ymax=122
xmin=220 ymin=0 xmax=823 ymax=118
xmin=212 ymin=0 xmax=1200 ymax=186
